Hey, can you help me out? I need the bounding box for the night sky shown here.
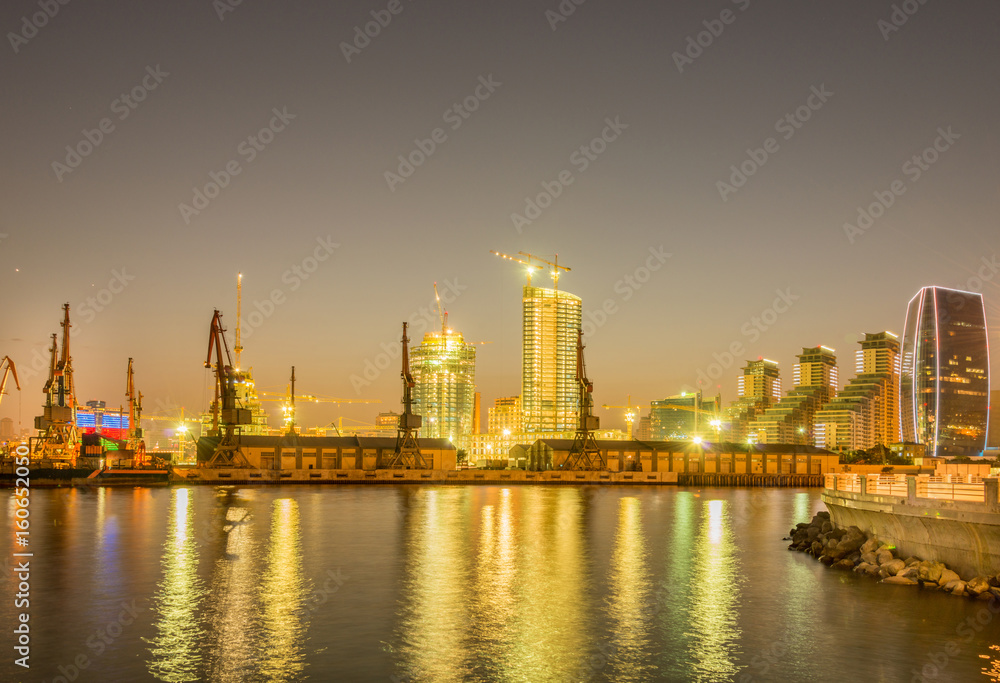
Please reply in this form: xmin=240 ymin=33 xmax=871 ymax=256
xmin=2 ymin=0 xmax=998 ymax=432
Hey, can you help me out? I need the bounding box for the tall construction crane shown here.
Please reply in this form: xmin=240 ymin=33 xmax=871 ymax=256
xmin=125 ymin=358 xmax=147 ymax=465
xmin=384 ymin=322 xmax=427 ymax=469
xmin=0 ymin=356 xmax=20 ymax=408
xmin=563 ymin=328 xmax=605 ymax=471
xmin=259 ymin=381 xmax=380 ymax=434
xmin=234 ymin=272 xmax=244 ymax=369
xmin=33 ymin=304 xmax=79 ymax=462
xmin=491 ymin=250 xmax=571 ymax=289
xmin=655 ymin=391 xmax=723 ymax=440
xmin=204 ymin=309 xmax=252 ymax=467
xmin=602 ymin=395 xmax=639 ymax=440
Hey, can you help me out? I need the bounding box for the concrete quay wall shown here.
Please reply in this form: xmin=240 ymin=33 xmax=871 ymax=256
xmin=174 ymin=468 xmax=681 ymax=485
xmin=822 ymin=481 xmax=1000 ymax=578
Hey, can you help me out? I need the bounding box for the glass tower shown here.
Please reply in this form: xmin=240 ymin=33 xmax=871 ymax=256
xmin=521 ymin=286 xmax=582 ymax=433
xmin=900 ymin=286 xmax=990 ymax=457
xmin=410 ymin=328 xmax=477 ymax=447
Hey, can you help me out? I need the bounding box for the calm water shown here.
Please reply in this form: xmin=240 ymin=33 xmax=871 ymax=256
xmin=2 ymin=485 xmax=1000 ymax=682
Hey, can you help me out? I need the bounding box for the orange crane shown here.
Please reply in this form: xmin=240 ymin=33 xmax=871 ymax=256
xmin=0 ymin=356 xmax=20 ymax=408
xmin=602 ymin=395 xmax=639 ymax=440
xmin=204 ymin=309 xmax=252 ymax=467
xmin=124 ymin=358 xmax=147 ymax=464
xmin=491 ymin=250 xmax=571 ymax=288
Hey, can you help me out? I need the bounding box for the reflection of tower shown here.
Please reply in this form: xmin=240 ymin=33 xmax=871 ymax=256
xmin=900 ymin=286 xmax=990 ymax=457
xmin=522 ymin=286 xmax=582 ymax=433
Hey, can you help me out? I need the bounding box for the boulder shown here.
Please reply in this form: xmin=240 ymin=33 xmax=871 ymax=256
xmin=820 ymin=555 xmax=835 ymax=566
xmin=834 ymin=559 xmax=855 ymax=570
xmin=876 ymin=549 xmax=895 ymax=566
xmin=816 ymin=511 xmax=830 ymax=520
xmin=939 ymin=569 xmax=961 ymax=586
xmin=810 ymin=541 xmax=824 ymax=556
xmin=865 ymin=564 xmax=882 ymax=578
xmin=807 ymin=527 xmax=821 ymax=542
xmin=990 ymin=575 xmax=1000 ymax=588
xmin=854 ymin=562 xmax=871 ymax=574
xmin=952 ymin=581 xmax=967 ymax=596
xmin=883 ymin=559 xmax=906 ymax=577
xmin=883 ymin=576 xmax=918 ymax=585
xmin=898 ymin=566 xmax=920 ymax=581
xmin=942 ymin=580 xmax=959 ymax=592
xmin=827 ymin=528 xmax=847 ymax=541
xmin=904 ymin=557 xmax=921 ymax=567
xmin=967 ymin=576 xmax=991 ymax=596
xmin=861 ymin=551 xmax=878 ymax=566
xmin=792 ymin=530 xmax=809 ymax=544
xmin=846 ymin=551 xmax=862 ymax=565
xmin=860 ymin=538 xmax=880 ymax=555
xmin=821 ymin=521 xmax=833 ymax=534
xmin=918 ymin=562 xmax=946 ymax=583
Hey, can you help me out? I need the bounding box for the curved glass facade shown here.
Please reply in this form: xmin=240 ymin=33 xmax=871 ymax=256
xmin=900 ymin=287 xmax=990 ymax=457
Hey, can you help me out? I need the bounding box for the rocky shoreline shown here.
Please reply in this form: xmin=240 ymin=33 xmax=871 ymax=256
xmin=787 ymin=511 xmax=1000 ymax=600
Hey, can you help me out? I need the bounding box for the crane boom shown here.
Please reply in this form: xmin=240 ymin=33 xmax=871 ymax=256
xmin=0 ymin=356 xmax=20 ymax=406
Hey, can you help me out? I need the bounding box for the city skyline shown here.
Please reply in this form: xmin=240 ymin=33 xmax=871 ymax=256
xmin=2 ymin=1 xmax=999 ymax=435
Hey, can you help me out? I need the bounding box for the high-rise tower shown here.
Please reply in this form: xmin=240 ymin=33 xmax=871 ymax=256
xmin=521 ymin=286 xmax=582 ymax=433
xmin=900 ymin=287 xmax=990 ymax=457
xmin=410 ymin=321 xmax=477 ymax=447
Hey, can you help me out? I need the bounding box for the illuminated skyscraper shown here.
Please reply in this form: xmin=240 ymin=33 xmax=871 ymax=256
xmin=410 ymin=324 xmax=477 ymax=446
xmin=900 ymin=286 xmax=990 ymax=457
xmin=748 ymin=346 xmax=837 ymax=445
xmin=521 ymin=286 xmax=582 ymax=433
xmin=727 ymin=359 xmax=781 ymax=442
xmin=814 ymin=332 xmax=900 ymax=452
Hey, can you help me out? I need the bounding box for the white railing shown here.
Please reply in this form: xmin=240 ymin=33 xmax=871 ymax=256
xmin=916 ymin=474 xmax=986 ymax=502
xmin=866 ymin=473 xmax=908 ymax=497
xmin=825 ymin=472 xmax=990 ymax=503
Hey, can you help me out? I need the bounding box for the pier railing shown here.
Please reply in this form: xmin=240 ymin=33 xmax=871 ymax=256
xmin=824 ymin=473 xmax=995 ymax=505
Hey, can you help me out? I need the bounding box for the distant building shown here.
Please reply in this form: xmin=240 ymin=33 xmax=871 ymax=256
xmin=650 ymin=392 xmax=719 ymax=440
xmin=813 ymin=332 xmax=900 ymax=452
xmin=410 ymin=324 xmax=477 ymax=448
xmin=900 ymin=286 xmax=990 ymax=457
xmin=521 ymin=286 xmax=582 ymax=433
xmin=991 ymin=390 xmax=1000 ymax=449
xmin=748 ymin=346 xmax=838 ymax=445
xmin=199 ymin=368 xmax=269 ymax=437
xmin=0 ymin=417 xmax=14 ymax=440
xmin=635 ymin=415 xmax=652 ymax=441
xmin=488 ymin=396 xmax=523 ymax=435
xmin=727 ymin=359 xmax=781 ymax=442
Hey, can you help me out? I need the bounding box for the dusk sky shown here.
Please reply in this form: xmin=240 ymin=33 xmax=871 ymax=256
xmin=1 ymin=0 xmax=998 ymax=432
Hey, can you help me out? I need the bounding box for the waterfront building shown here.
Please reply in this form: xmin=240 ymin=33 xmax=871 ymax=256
xmin=813 ymin=332 xmax=900 ymax=452
xmin=726 ymin=359 xmax=781 ymax=442
xmin=521 ymin=286 xmax=582 ymax=433
xmin=900 ymin=286 xmax=990 ymax=457
xmin=748 ymin=346 xmax=837 ymax=445
xmin=488 ymin=396 xmax=524 ymax=436
xmin=650 ymin=392 xmax=720 ymax=440
xmin=410 ymin=324 xmax=477 ymax=448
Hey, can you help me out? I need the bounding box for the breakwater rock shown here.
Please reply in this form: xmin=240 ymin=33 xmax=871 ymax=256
xmin=787 ymin=511 xmax=1000 ymax=600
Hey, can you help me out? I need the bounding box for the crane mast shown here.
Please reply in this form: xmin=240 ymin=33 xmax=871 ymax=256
xmin=563 ymin=328 xmax=606 ymax=471
xmin=0 ymin=356 xmax=20 ymax=407
xmin=32 ymin=304 xmax=79 ymax=463
xmin=204 ymin=309 xmax=252 ymax=467
xmin=384 ymin=322 xmax=428 ymax=469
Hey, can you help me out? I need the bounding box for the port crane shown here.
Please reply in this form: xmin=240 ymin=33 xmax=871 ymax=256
xmin=204 ymin=309 xmax=252 ymax=467
xmin=563 ymin=328 xmax=606 ymax=471
xmin=259 ymin=378 xmax=380 ymax=434
xmin=491 ymin=250 xmax=571 ymax=288
xmin=602 ymin=395 xmax=639 ymax=441
xmin=383 ymin=322 xmax=427 ymax=469
xmin=32 ymin=304 xmax=80 ymax=463
xmin=124 ymin=358 xmax=147 ymax=465
xmin=0 ymin=356 xmax=20 ymax=408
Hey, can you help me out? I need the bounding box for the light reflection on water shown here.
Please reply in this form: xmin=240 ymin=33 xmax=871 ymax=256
xmin=4 ymin=485 xmax=999 ymax=682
